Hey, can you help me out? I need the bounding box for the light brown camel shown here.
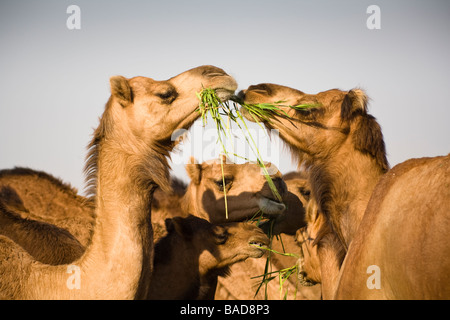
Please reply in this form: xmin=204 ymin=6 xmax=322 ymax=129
xmin=0 ymin=157 xmax=287 ymax=300
xmin=239 ymin=84 xmax=449 ymax=299
xmin=260 ymin=171 xmax=309 ymax=236
xmin=239 ymin=84 xmax=389 ymax=250
xmin=335 ymin=155 xmax=450 ymax=299
xmin=0 ymin=65 xmax=237 ymax=299
xmin=214 ymin=172 xmax=321 ymax=300
xmin=148 ymin=215 xmax=269 ymax=300
xmin=0 ymin=199 xmax=268 ymax=300
xmin=0 ymin=168 xmax=94 ymax=247
xmin=182 ymin=156 xmax=287 ymax=224
xmin=0 ymin=186 xmax=84 ymax=264
xmin=294 ymin=183 xmax=345 ymax=300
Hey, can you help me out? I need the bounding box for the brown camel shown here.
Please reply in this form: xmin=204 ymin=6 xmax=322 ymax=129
xmin=294 ymin=183 xmax=345 ymax=300
xmin=335 ymin=155 xmax=450 ymax=299
xmin=0 ymin=185 xmax=85 ymax=265
xmin=148 ymin=215 xmax=269 ymax=299
xmin=0 ymin=199 xmax=268 ymax=300
xmin=214 ymin=172 xmax=321 ymax=300
xmin=239 ymin=84 xmax=389 ymax=249
xmin=181 ymin=155 xmax=287 ymax=223
xmin=239 ymin=84 xmax=449 ymax=299
xmin=0 ymin=65 xmax=237 ymax=299
xmin=0 ymin=168 xmax=94 ymax=247
xmin=0 ymin=157 xmax=286 ymax=300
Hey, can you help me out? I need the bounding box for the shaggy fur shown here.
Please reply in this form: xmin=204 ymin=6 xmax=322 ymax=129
xmin=0 ymin=65 xmax=237 ymax=299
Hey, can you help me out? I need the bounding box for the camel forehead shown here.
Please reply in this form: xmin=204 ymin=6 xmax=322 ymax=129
xmin=200 ymin=162 xmax=263 ymax=179
xmin=128 ymin=76 xmax=174 ymax=95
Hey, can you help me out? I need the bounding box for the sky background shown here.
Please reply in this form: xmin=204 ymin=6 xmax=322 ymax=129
xmin=1 ymin=0 xmax=449 ymax=194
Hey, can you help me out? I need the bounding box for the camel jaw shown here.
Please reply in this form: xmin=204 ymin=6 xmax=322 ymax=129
xmin=257 ymin=196 xmax=286 ymax=216
xmin=215 ymin=88 xmax=236 ymax=102
xmin=248 ymin=236 xmax=269 ymax=258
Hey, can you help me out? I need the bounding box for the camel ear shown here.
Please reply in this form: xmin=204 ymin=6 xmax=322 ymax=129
xmin=185 ymin=157 xmax=202 ymax=185
xmin=212 ymin=225 xmax=228 ymax=245
xmin=169 ymin=217 xmax=193 ymax=239
xmin=110 ymin=76 xmax=133 ymax=107
xmin=341 ymin=89 xmax=368 ymax=121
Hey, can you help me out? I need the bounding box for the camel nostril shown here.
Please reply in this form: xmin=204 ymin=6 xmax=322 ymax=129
xmin=247 ymin=84 xmax=272 ymax=95
xmin=237 ymin=90 xmax=246 ymax=101
xmin=202 ymin=67 xmax=227 ymax=78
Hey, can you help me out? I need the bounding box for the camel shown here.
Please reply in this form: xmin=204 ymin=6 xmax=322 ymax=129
xmin=0 ymin=168 xmax=94 ymax=247
xmin=148 ymin=215 xmax=269 ymax=299
xmin=0 ymin=186 xmax=84 ymax=265
xmin=214 ymin=172 xmax=321 ymax=300
xmin=239 ymin=84 xmax=450 ymax=299
xmin=181 ymin=155 xmax=287 ymax=224
xmin=294 ymin=182 xmax=345 ymax=300
xmin=0 ymin=157 xmax=287 ymax=300
xmin=239 ymin=84 xmax=389 ymax=250
xmin=0 ymin=65 xmax=237 ymax=299
xmin=335 ymin=155 xmax=450 ymax=299
xmin=260 ymin=171 xmax=309 ymax=236
xmin=0 ymin=199 xmax=269 ymax=300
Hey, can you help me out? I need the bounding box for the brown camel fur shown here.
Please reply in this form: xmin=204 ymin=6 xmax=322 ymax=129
xmin=239 ymin=84 xmax=449 ymax=299
xmin=0 ymin=199 xmax=268 ymax=300
xmin=182 ymin=156 xmax=287 ymax=224
xmin=335 ymin=155 xmax=450 ymax=299
xmin=0 ymin=186 xmax=85 ymax=265
xmin=214 ymin=172 xmax=321 ymax=300
xmin=148 ymin=215 xmax=269 ymax=299
xmin=295 ymin=184 xmax=345 ymax=300
xmin=0 ymin=65 xmax=237 ymax=299
xmin=261 ymin=171 xmax=309 ymax=236
xmin=0 ymin=157 xmax=286 ymax=299
xmin=239 ymin=84 xmax=389 ymax=249
xmin=0 ymin=168 xmax=94 ymax=247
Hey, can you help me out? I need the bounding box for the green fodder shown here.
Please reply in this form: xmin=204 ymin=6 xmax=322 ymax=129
xmin=197 ymin=88 xmax=315 ymax=298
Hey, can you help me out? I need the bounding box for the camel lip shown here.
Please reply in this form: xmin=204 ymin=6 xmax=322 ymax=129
xmin=298 ymin=271 xmax=318 ymax=287
xmin=215 ymin=88 xmax=236 ymax=102
xmin=257 ymin=196 xmax=286 ymax=215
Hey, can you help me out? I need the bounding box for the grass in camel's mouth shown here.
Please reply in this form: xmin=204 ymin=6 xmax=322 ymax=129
xmin=197 ymin=88 xmax=318 ymax=212
xmin=197 ymin=88 xmax=315 ymax=299
xmin=249 ymin=241 xmax=267 ymax=248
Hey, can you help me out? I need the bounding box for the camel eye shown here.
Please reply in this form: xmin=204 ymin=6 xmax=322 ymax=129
xmin=299 ymin=187 xmax=311 ymax=200
xmin=156 ymin=89 xmax=178 ymax=103
xmin=215 ymin=178 xmax=233 ymax=192
xmin=212 ymin=226 xmax=228 ymax=245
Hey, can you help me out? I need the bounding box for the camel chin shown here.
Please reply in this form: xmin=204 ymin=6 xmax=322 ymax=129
xmin=215 ymin=88 xmax=236 ymax=101
xmin=257 ymin=196 xmax=286 ymax=215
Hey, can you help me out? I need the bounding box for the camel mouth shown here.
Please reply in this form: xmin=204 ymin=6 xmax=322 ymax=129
xmin=297 ymin=271 xmax=317 ymax=287
xmin=248 ymin=236 xmax=269 ymax=257
xmin=257 ymin=196 xmax=286 ymax=216
xmin=215 ymin=88 xmax=236 ymax=102
xmin=296 ymin=258 xmax=317 ymax=287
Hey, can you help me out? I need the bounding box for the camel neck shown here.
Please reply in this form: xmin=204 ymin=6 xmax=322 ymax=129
xmin=82 ymin=142 xmax=156 ymax=299
xmin=182 ymin=185 xmax=203 ymax=218
xmin=309 ymin=149 xmax=385 ymax=249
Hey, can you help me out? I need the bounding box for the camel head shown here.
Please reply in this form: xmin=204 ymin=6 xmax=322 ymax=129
xmin=238 ymin=84 xmax=388 ymax=170
xmin=88 ymin=66 xmax=237 ymax=194
xmin=166 ymin=215 xmax=269 ymax=274
xmin=183 ymin=156 xmax=287 ymax=224
xmin=260 ymin=172 xmax=309 ymax=236
xmin=108 ymin=65 xmax=237 ymax=145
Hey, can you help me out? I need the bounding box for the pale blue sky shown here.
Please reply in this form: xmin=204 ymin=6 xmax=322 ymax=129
xmin=1 ymin=0 xmax=449 ymax=193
